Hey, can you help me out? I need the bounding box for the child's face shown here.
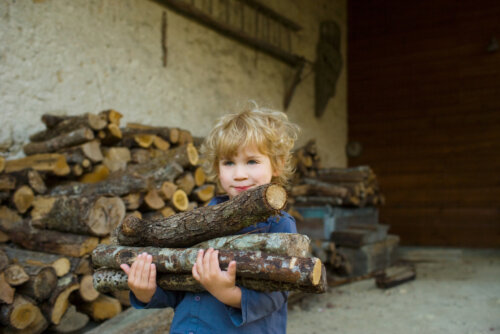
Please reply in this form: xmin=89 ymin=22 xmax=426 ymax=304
xmin=218 ymin=144 xmax=277 ymax=199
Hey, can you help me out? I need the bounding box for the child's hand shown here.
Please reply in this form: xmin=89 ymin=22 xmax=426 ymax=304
xmin=192 ymin=248 xmax=241 ymax=308
xmin=120 ymin=252 xmax=157 ymax=304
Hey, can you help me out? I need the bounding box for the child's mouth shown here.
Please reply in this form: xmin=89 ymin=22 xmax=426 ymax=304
xmin=234 ymin=186 xmax=251 ymax=191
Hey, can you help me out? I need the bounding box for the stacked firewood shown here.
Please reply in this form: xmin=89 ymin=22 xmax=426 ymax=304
xmin=93 ymin=184 xmax=328 ymax=295
xmin=0 ymin=110 xmax=217 ymax=333
xmin=291 ymin=139 xmax=384 ymax=207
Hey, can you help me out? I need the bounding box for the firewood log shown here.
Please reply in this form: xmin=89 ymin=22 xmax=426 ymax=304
xmin=0 ymin=272 xmax=15 ymax=304
xmin=0 ymin=230 xmax=9 ymax=242
xmin=0 ymin=295 xmax=39 ymax=330
xmin=191 ymin=184 xmax=215 ymax=202
xmin=42 ymin=274 xmax=79 ymax=325
xmin=69 ymin=255 xmax=92 ymax=276
xmin=169 ymin=189 xmax=189 ymax=212
xmin=0 ymin=249 xmax=8 ymax=272
xmin=292 ymin=178 xmax=350 ymax=198
xmin=3 ymin=306 xmax=49 ymax=334
xmin=178 ymin=129 xmax=193 ymax=145
xmin=0 ymin=156 xmax=5 ymax=173
xmin=0 ymin=206 xmax=22 ymax=232
xmin=30 ymin=113 xmax=107 ymax=142
xmin=193 ymin=166 xmax=205 ymax=186
xmin=160 ymin=207 xmax=176 ymax=218
xmin=59 ymin=140 xmax=103 ymax=164
xmin=79 ymin=294 xmax=122 ymax=322
xmin=4 ymin=153 xmax=70 ymax=176
xmin=79 ymin=164 xmax=110 ymax=183
xmin=102 ymin=147 xmax=131 ymax=172
xmin=153 ymin=135 xmax=170 ymax=151
xmin=142 ymin=189 xmax=164 ymax=210
xmin=24 ymin=127 xmax=95 ymax=155
xmin=175 ymin=172 xmax=195 ymax=195
xmin=78 ymin=274 xmax=100 ymax=302
xmin=50 ymin=304 xmax=89 ymax=333
xmin=192 ymin=233 xmax=310 ymax=257
xmin=4 ymin=264 xmax=29 ymax=286
xmin=0 ymin=246 xmax=71 ymax=277
xmin=124 ymin=123 xmax=180 ymax=144
xmin=31 ymin=195 xmax=125 ymax=237
xmin=93 ymin=267 xmax=327 ymax=294
xmin=117 ymin=184 xmax=287 ymax=247
xmin=129 ymin=148 xmax=151 ymax=164
xmin=13 ymin=185 xmax=35 ymax=214
xmin=159 ymin=181 xmax=177 ymax=200
xmin=92 ymin=245 xmax=323 ymax=287
xmin=316 ymin=166 xmax=374 ymax=183
xmin=149 ymin=143 xmax=198 ymax=168
xmin=99 ymin=109 xmax=123 ymax=126
xmin=4 ymin=220 xmax=99 ymax=257
xmin=98 ymin=124 xmax=123 ymax=145
xmin=50 ymin=161 xmax=183 ymax=197
xmin=121 ymin=193 xmax=143 ymax=211
xmin=111 ymin=290 xmax=131 ymax=307
xmin=16 ymin=265 xmax=58 ymax=302
xmin=0 ymin=174 xmax=17 ymax=191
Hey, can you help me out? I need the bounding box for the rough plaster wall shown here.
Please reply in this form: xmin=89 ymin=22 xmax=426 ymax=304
xmin=0 ymin=0 xmax=347 ymax=167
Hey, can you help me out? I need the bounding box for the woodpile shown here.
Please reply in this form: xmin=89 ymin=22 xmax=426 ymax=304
xmin=0 ymin=110 xmax=217 ymax=332
xmin=289 ymin=139 xmax=401 ymax=286
xmin=291 ymin=139 xmax=384 ymax=207
xmin=94 ymin=184 xmax=328 ymax=295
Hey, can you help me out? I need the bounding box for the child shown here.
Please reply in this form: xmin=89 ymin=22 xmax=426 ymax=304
xmin=120 ymin=105 xmax=300 ymax=333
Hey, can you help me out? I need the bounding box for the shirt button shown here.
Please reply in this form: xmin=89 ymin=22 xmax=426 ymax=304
xmin=195 ymin=295 xmax=200 ymax=301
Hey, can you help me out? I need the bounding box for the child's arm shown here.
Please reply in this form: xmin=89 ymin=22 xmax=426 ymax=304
xmin=192 ymin=248 xmax=242 ymax=308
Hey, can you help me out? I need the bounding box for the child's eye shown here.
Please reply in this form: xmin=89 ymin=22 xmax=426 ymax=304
xmin=248 ymin=159 xmax=258 ymax=165
xmin=222 ymin=160 xmax=234 ymax=166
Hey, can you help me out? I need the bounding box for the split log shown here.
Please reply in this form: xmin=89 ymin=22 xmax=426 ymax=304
xmin=13 ymin=185 xmax=35 ymax=214
xmin=3 ymin=306 xmax=49 ymax=334
xmin=0 ymin=272 xmax=15 ymax=304
xmin=0 ymin=295 xmax=39 ymax=330
xmin=92 ymin=245 xmax=323 ymax=287
xmin=160 ymin=207 xmax=176 ymax=218
xmin=84 ymin=304 xmax=173 ymax=334
xmin=80 ymin=294 xmax=122 ymax=322
xmin=31 ymin=195 xmax=125 ymax=237
xmin=192 ymin=233 xmax=310 ymax=257
xmin=50 ymin=161 xmax=183 ymax=197
xmin=24 ymin=127 xmax=95 ymax=155
xmin=42 ymin=274 xmax=79 ymax=325
xmin=4 ymin=220 xmax=99 ymax=257
xmin=99 ymin=109 xmax=123 ymax=125
xmin=4 ymin=264 xmax=29 ymax=286
xmin=94 ymin=267 xmax=327 ymax=294
xmin=78 ymin=274 xmax=100 ymax=302
xmin=50 ymin=304 xmax=89 ymax=333
xmin=102 ymin=147 xmax=131 ymax=172
xmin=159 ymin=181 xmax=177 ymax=200
xmin=124 ymin=123 xmax=180 ymax=144
xmin=59 ymin=140 xmax=103 ymax=164
xmin=27 ymin=170 xmax=47 ymax=194
xmin=31 ymin=113 xmax=107 ymax=142
xmin=0 ymin=246 xmax=71 ymax=278
xmin=69 ymin=255 xmax=92 ymax=276
xmin=191 ymin=184 xmax=215 ymax=202
xmin=0 ymin=206 xmax=22 ymax=232
xmin=117 ymin=184 xmax=287 ymax=247
xmin=175 ymin=172 xmax=195 ymax=195
xmin=153 ymin=135 xmax=170 ymax=151
xmin=17 ymin=265 xmax=58 ymax=302
xmin=178 ymin=129 xmax=193 ymax=145
xmin=4 ymin=154 xmax=70 ymax=176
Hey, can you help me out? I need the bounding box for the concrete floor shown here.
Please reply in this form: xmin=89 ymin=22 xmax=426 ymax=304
xmin=287 ymin=247 xmax=500 ymax=334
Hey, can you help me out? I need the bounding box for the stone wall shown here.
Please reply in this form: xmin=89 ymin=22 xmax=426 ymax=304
xmin=0 ymin=0 xmax=347 ymax=166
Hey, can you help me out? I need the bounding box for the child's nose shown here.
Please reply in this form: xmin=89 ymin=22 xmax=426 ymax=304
xmin=233 ymin=164 xmax=247 ymax=179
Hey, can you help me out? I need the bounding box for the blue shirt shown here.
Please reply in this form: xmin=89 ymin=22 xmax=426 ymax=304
xmin=130 ymin=195 xmax=297 ymax=334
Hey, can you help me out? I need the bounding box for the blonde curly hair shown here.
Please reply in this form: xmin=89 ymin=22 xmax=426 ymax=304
xmin=201 ymin=104 xmax=300 ymax=186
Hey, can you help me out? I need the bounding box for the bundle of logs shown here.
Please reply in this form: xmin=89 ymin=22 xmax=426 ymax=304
xmin=291 ymin=139 xmax=384 ymax=207
xmin=93 ymin=184 xmax=327 ymax=295
xmin=0 ymin=110 xmax=220 ymax=333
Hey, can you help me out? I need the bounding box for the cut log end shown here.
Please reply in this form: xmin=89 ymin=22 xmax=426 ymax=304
xmin=13 ymin=185 xmax=35 ymax=214
xmin=121 ymin=215 xmax=142 ymax=236
xmin=6 ymin=295 xmax=38 ymax=330
xmin=265 ymin=184 xmax=287 ymax=210
xmin=89 ymin=197 xmax=126 ymax=236
xmin=80 ymin=274 xmax=100 ymax=302
xmin=172 ymin=189 xmax=189 ymax=211
xmin=312 ymin=258 xmax=323 ymax=286
xmin=186 ymin=143 xmax=199 ymax=166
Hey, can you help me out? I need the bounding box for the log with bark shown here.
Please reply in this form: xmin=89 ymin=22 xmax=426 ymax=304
xmin=3 ymin=306 xmax=49 ymax=334
xmin=4 ymin=264 xmax=29 ymax=286
xmin=123 ymin=123 xmax=180 ymax=144
xmin=50 ymin=304 xmax=89 ymax=333
xmin=4 ymin=153 xmax=70 ymax=177
xmin=3 ymin=219 xmax=99 ymax=258
xmin=31 ymin=195 xmax=125 ymax=237
xmin=16 ymin=264 xmax=58 ymax=302
xmin=116 ymin=183 xmax=287 ymax=247
xmin=0 ymin=295 xmax=39 ymax=330
xmin=93 ymin=267 xmax=327 ymax=294
xmin=59 ymin=140 xmax=103 ymax=165
xmin=30 ymin=113 xmax=108 ymax=142
xmin=12 ymin=185 xmax=35 ymax=214
xmin=24 ymin=127 xmax=95 ymax=155
xmin=0 ymin=246 xmax=71 ymax=277
xmin=79 ymin=294 xmax=122 ymax=322
xmin=0 ymin=272 xmax=15 ymax=304
xmin=92 ymin=244 xmax=323 ymax=287
xmin=42 ymin=274 xmax=79 ymax=325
